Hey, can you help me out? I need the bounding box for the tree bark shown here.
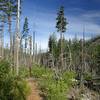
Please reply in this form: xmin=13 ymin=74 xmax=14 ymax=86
xmin=8 ymin=16 xmax=13 ymax=61
xmin=0 ymin=16 xmax=5 ymax=58
xmin=60 ymin=32 xmax=64 ymax=69
xmin=15 ymin=0 xmax=20 ymax=75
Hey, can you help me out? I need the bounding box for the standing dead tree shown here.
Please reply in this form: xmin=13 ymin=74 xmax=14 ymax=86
xmin=0 ymin=15 xmax=5 ymax=59
xmin=15 ymin=0 xmax=21 ymax=75
xmin=29 ymin=36 xmax=32 ymax=76
xmin=32 ymin=31 xmax=35 ymax=63
xmin=80 ymin=27 xmax=85 ymax=86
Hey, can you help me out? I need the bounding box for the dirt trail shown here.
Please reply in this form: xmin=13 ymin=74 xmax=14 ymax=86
xmin=27 ymin=79 xmax=42 ymax=100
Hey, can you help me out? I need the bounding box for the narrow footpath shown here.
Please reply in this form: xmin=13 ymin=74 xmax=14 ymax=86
xmin=27 ymin=79 xmax=42 ymax=100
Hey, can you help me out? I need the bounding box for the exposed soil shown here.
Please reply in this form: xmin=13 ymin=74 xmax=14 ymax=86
xmin=27 ymin=79 xmax=42 ymax=100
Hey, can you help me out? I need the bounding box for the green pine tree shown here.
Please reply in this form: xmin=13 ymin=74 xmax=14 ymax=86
xmin=48 ymin=33 xmax=57 ymax=58
xmin=56 ymin=6 xmax=68 ymax=33
xmin=95 ymin=45 xmax=100 ymax=76
xmin=56 ymin=6 xmax=68 ymax=68
xmin=22 ymin=17 xmax=29 ymax=38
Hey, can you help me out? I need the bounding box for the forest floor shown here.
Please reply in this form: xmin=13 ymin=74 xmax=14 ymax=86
xmin=26 ymin=78 xmax=99 ymax=100
xmin=27 ymin=79 xmax=42 ymax=100
xmin=67 ymin=85 xmax=100 ymax=100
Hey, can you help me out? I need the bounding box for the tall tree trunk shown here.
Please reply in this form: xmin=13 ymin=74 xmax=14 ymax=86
xmin=80 ymin=27 xmax=85 ymax=86
xmin=32 ymin=31 xmax=35 ymax=63
xmin=25 ymin=38 xmax=27 ymax=66
xmin=8 ymin=16 xmax=13 ymax=61
xmin=15 ymin=0 xmax=20 ymax=75
xmin=29 ymin=36 xmax=32 ymax=77
xmin=0 ymin=16 xmax=5 ymax=58
xmin=67 ymin=44 xmax=72 ymax=71
xmin=35 ymin=43 xmax=37 ymax=64
xmin=60 ymin=32 xmax=64 ymax=69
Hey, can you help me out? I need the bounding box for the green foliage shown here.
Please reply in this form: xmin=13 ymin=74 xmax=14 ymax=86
xmin=71 ymin=39 xmax=82 ymax=68
xmin=22 ymin=17 xmax=29 ymax=38
xmin=57 ymin=38 xmax=69 ymax=55
xmin=0 ymin=75 xmax=30 ymax=100
xmin=0 ymin=60 xmax=10 ymax=79
xmin=56 ymin=6 xmax=68 ymax=33
xmin=62 ymin=71 xmax=76 ymax=84
xmin=93 ymin=45 xmax=100 ymax=75
xmin=48 ymin=33 xmax=57 ymax=58
xmin=5 ymin=0 xmax=15 ymax=16
xmin=31 ymin=65 xmax=54 ymax=78
xmin=84 ymin=73 xmax=92 ymax=80
xmin=31 ymin=65 xmax=76 ymax=100
xmin=19 ymin=67 xmax=29 ymax=78
xmin=0 ymin=0 xmax=17 ymax=17
xmin=0 ymin=60 xmax=30 ymax=100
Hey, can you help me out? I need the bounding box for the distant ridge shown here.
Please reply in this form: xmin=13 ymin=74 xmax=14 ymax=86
xmin=91 ymin=35 xmax=100 ymax=42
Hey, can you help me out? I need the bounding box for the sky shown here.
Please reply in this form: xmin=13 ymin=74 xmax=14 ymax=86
xmin=4 ymin=0 xmax=100 ymax=50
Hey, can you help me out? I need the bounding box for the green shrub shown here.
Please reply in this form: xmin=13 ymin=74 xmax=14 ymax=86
xmin=0 ymin=60 xmax=10 ymax=79
xmin=31 ymin=65 xmax=54 ymax=79
xmin=19 ymin=67 xmax=29 ymax=78
xmin=0 ymin=60 xmax=30 ymax=100
xmin=31 ymin=65 xmax=76 ymax=100
xmin=0 ymin=75 xmax=30 ymax=100
xmin=16 ymin=64 xmax=76 ymax=100
xmin=84 ymin=72 xmax=92 ymax=80
xmin=62 ymin=71 xmax=76 ymax=86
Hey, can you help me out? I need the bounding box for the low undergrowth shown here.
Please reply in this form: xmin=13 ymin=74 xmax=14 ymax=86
xmin=0 ymin=60 xmax=31 ymax=100
xmin=31 ymin=65 xmax=76 ymax=100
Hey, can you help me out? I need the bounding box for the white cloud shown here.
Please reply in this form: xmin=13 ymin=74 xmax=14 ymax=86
xmin=20 ymin=9 xmax=100 ymax=50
